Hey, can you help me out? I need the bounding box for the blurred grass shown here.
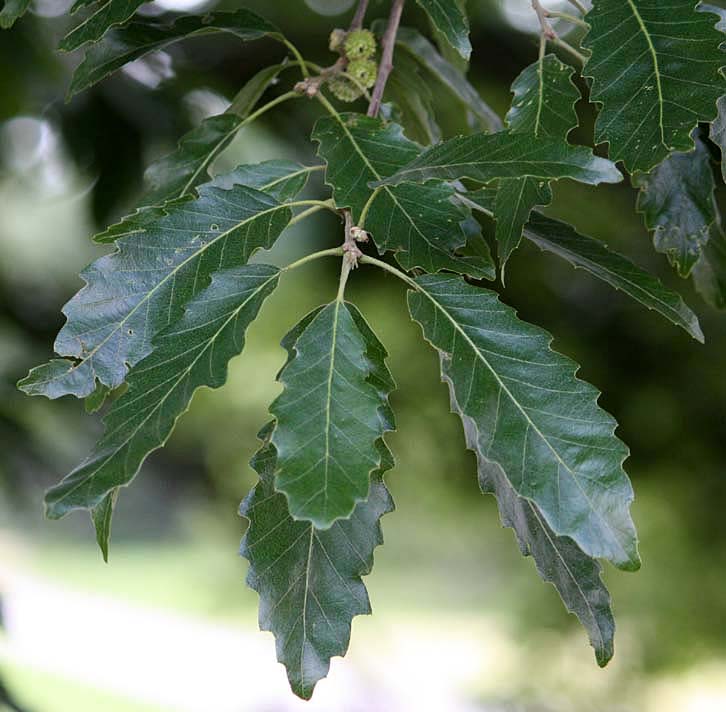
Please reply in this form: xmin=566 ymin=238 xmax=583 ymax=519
xmin=1 ymin=659 xmax=170 ymax=712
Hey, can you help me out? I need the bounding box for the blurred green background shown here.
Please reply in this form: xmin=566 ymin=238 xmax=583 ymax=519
xmin=1 ymin=1 xmax=725 ymax=710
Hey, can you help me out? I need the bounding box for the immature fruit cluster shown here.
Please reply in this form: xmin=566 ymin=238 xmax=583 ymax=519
xmin=344 ymin=29 xmax=377 ymax=60
xmin=327 ymin=28 xmax=378 ymax=103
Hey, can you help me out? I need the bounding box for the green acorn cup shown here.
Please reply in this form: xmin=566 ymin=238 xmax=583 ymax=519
xmin=328 ymin=75 xmax=363 ymax=102
xmin=344 ymin=28 xmax=376 ymax=60
xmin=347 ymin=58 xmax=378 ymax=90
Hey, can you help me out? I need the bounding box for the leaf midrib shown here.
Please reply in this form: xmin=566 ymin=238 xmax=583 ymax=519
xmin=524 ymin=225 xmax=701 ymax=338
xmin=325 ymin=113 xmax=471 ymax=264
xmin=415 ymin=281 xmax=631 ymax=564
xmin=49 ymin=271 xmax=279 ymax=511
xmin=322 ymin=299 xmax=343 ymax=522
xmin=624 ymin=0 xmax=666 ymax=146
xmin=57 ymin=200 xmax=288 ymax=385
xmin=528 ymin=502 xmax=606 ymax=652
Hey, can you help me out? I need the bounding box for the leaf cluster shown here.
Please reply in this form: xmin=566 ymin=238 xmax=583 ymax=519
xmin=6 ymin=0 xmax=726 ymax=699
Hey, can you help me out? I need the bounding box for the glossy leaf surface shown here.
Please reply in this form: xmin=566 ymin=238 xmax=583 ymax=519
xmin=449 ymin=384 xmax=615 ymax=666
xmin=583 ymin=0 xmax=725 ymax=173
xmin=313 ymin=112 xmax=494 ymax=279
xmin=241 ymin=424 xmax=393 ymax=700
xmin=19 ymin=182 xmax=292 ymax=399
xmin=377 ymin=132 xmax=622 ymax=188
xmin=635 ymin=132 xmax=717 ymax=277
xmin=415 ymin=0 xmax=471 ymax=59
xmin=44 ymin=264 xmax=280 ymax=518
xmin=408 ymin=274 xmax=640 ymax=570
xmin=60 ymin=0 xmax=146 ymax=51
xmin=494 ymin=54 xmax=581 ymax=271
xmin=270 ymin=301 xmax=394 ymax=528
xmin=69 ymin=10 xmax=280 ymax=95
xmin=242 ymin=308 xmax=394 ymax=699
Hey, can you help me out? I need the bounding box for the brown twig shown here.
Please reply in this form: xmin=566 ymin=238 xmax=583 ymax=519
xmin=530 ymin=0 xmax=588 ymax=65
xmin=367 ymin=0 xmax=405 ymax=118
xmin=531 ymin=0 xmax=556 ymax=39
xmin=349 ymin=0 xmax=369 ymax=31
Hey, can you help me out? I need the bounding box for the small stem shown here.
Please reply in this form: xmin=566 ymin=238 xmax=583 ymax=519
xmin=367 ymin=0 xmax=405 ymax=117
xmin=288 ymin=205 xmax=326 ymax=227
xmin=286 ymin=199 xmax=337 ymax=211
xmin=349 ymin=0 xmax=369 ymax=30
xmin=565 ymin=0 xmax=588 ymax=15
xmin=547 ymin=11 xmax=589 ymax=29
xmin=457 ymin=193 xmax=494 ymax=218
xmin=531 ymin=0 xmax=587 ymax=67
xmin=283 ymin=39 xmax=309 ymax=78
xmin=282 ymin=247 xmax=344 ymax=273
xmin=358 ymin=186 xmax=382 ymax=230
xmin=552 ymin=37 xmax=588 ymax=65
xmin=316 ymin=89 xmax=343 ymax=123
xmin=181 ymin=91 xmax=300 ymax=198
xmin=531 ymin=0 xmax=556 ymax=39
xmin=336 ymin=255 xmax=354 ymax=301
xmin=287 ymin=198 xmax=336 ymax=226
xmin=262 ymin=164 xmax=325 ymax=195
xmin=359 ymin=254 xmax=418 ymax=290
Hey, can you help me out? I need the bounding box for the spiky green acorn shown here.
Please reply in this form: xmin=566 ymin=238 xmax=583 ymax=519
xmin=329 ymin=28 xmax=346 ymax=53
xmin=347 ymin=58 xmax=378 ymax=90
xmin=344 ymin=29 xmax=376 ymax=60
xmin=328 ymin=75 xmax=362 ymax=103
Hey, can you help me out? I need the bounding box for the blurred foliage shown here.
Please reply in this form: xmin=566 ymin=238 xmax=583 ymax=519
xmin=0 ymin=2 xmax=725 ymax=709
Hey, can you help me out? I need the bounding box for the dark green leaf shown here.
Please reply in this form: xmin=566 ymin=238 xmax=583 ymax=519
xmin=526 ymin=212 xmax=704 ymax=341
xmin=635 ymin=131 xmax=717 ymax=277
xmin=84 ymin=382 xmax=111 ymax=413
xmin=92 ymin=489 xmax=117 ymax=562
xmin=494 ymin=179 xmax=552 ymax=274
xmin=208 ymin=161 xmax=314 ymax=203
xmin=709 ymin=96 xmax=726 ymax=182
xmin=505 ymin=55 xmax=580 ymax=138
xmin=241 ymin=307 xmax=394 ymax=699
xmin=384 ymin=50 xmax=441 ymax=145
xmin=395 ymin=26 xmax=502 ymax=132
xmin=240 ymin=426 xmax=394 ymax=700
xmin=448 ymin=384 xmax=615 ymax=667
xmin=70 ymin=0 xmax=99 ymax=14
xmin=494 ymin=55 xmax=581 ymax=272
xmin=143 ymin=115 xmax=244 ymax=206
xmin=60 ymin=0 xmax=146 ymax=52
xmin=143 ymin=64 xmax=286 ymax=205
xmin=68 ymin=10 xmax=280 ymax=96
xmin=701 ymin=5 xmax=726 ymax=180
xmin=270 ymin=300 xmax=394 ymax=528
xmin=44 ymin=264 xmax=280 ymax=519
xmin=0 ymin=0 xmax=30 ymax=29
xmin=377 ymin=132 xmax=623 ymax=188
xmin=313 ymin=112 xmax=494 ymax=279
xmin=19 ymin=182 xmax=293 ymax=400
xmin=583 ymin=0 xmax=725 ymax=173
xmin=414 ymin=0 xmax=471 ymax=60
xmin=693 ymin=224 xmax=726 ymax=309
xmin=408 ymin=273 xmax=640 ymax=571
xmin=463 ymin=189 xmax=704 ymax=341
